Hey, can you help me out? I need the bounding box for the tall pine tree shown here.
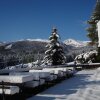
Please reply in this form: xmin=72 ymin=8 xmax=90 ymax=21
xmin=87 ymin=0 xmax=100 ymax=62
xmin=42 ymin=28 xmax=66 ymax=66
xmin=87 ymin=0 xmax=100 ymax=46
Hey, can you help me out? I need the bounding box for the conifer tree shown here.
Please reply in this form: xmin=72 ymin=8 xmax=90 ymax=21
xmin=87 ymin=0 xmax=100 ymax=62
xmin=87 ymin=0 xmax=100 ymax=46
xmin=42 ymin=28 xmax=66 ymax=65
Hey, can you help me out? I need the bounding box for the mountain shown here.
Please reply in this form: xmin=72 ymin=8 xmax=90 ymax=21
xmin=63 ymin=39 xmax=89 ymax=47
xmin=0 ymin=38 xmax=89 ymax=49
xmin=0 ymin=39 xmax=74 ymax=55
xmin=0 ymin=38 xmax=92 ymax=55
xmin=0 ymin=38 xmax=94 ymax=68
xmin=7 ymin=40 xmax=48 ymax=53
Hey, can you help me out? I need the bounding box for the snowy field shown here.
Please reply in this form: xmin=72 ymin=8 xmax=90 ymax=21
xmin=27 ymin=68 xmax=100 ymax=100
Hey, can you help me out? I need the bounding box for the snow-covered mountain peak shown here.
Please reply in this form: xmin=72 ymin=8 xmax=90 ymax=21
xmin=63 ymin=39 xmax=88 ymax=47
xmin=17 ymin=39 xmax=49 ymax=43
xmin=26 ymin=39 xmax=49 ymax=42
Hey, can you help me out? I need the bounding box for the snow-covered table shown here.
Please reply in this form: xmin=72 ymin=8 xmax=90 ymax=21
xmin=9 ymin=72 xmax=40 ymax=88
xmin=10 ymin=72 xmax=46 ymax=88
xmin=10 ymin=72 xmax=40 ymax=80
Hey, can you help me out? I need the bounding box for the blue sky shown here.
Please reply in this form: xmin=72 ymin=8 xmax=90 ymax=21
xmin=0 ymin=0 xmax=96 ymax=42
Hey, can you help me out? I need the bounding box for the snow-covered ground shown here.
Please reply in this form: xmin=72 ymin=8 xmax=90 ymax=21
xmin=27 ymin=68 xmax=100 ymax=100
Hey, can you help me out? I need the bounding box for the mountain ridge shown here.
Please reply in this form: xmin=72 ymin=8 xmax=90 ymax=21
xmin=3 ymin=38 xmax=89 ymax=48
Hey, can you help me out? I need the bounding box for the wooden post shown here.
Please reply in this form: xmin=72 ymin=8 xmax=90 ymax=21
xmin=2 ymin=81 xmax=5 ymax=100
xmin=97 ymin=21 xmax=100 ymax=47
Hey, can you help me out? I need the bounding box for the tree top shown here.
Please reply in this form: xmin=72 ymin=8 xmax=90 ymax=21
xmin=52 ymin=27 xmax=57 ymax=33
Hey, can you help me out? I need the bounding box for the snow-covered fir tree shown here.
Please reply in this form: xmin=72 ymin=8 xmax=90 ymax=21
xmin=42 ymin=28 xmax=66 ymax=66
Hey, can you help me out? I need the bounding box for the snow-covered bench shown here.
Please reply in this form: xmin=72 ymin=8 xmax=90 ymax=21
xmin=10 ymin=72 xmax=42 ymax=87
xmin=9 ymin=72 xmax=39 ymax=81
xmin=10 ymin=70 xmax=50 ymax=87
xmin=0 ymin=85 xmax=19 ymax=95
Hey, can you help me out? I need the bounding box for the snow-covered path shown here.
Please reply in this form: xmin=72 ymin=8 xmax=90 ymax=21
xmin=27 ymin=68 xmax=100 ymax=100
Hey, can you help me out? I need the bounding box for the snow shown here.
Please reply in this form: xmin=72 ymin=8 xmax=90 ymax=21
xmin=75 ymin=50 xmax=98 ymax=64
xmin=29 ymin=70 xmax=51 ymax=79
xmin=0 ymin=86 xmax=19 ymax=95
xmin=10 ymin=71 xmax=46 ymax=88
xmin=0 ymin=74 xmax=33 ymax=83
xmin=26 ymin=39 xmax=49 ymax=42
xmin=29 ymin=69 xmax=57 ymax=81
xmin=17 ymin=38 xmax=49 ymax=42
xmin=5 ymin=44 xmax=12 ymax=49
xmin=10 ymin=72 xmax=40 ymax=80
xmin=64 ymin=39 xmax=88 ymax=47
xmin=43 ymin=68 xmax=63 ymax=77
xmin=27 ymin=68 xmax=100 ymax=100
